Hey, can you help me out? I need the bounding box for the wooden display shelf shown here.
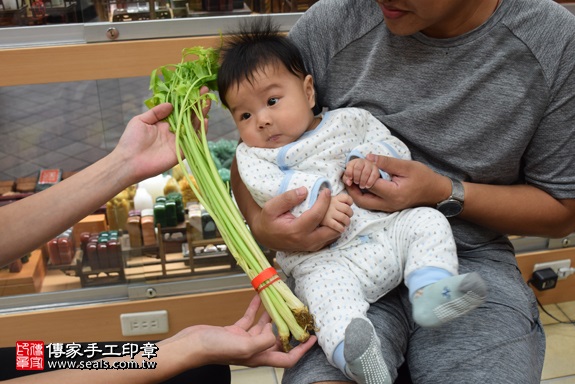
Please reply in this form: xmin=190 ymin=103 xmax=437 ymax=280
xmin=185 ymin=236 xmax=237 ymax=273
xmin=72 ymin=214 xmax=108 ymax=247
xmin=123 ymin=222 xmax=240 ymax=276
xmin=45 ymin=248 xmax=127 ymax=288
xmin=0 ymin=250 xmax=45 ymax=297
xmin=80 ymin=249 xmax=126 ymax=288
xmin=45 ymin=249 xmax=82 ymax=275
xmin=79 ymin=266 xmax=126 ymax=288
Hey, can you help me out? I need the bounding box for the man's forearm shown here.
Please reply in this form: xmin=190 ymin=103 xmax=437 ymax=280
xmin=461 ymin=182 xmax=575 ymax=238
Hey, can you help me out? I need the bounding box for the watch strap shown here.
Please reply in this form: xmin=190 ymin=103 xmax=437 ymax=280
xmin=436 ymin=177 xmax=465 ymax=217
xmin=450 ymin=178 xmax=465 ymax=203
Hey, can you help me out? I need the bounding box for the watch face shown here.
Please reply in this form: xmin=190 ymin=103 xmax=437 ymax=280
xmin=438 ymin=200 xmax=463 ymax=217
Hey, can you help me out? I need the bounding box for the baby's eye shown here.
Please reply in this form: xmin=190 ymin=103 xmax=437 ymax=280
xmin=240 ymin=112 xmax=251 ymax=120
xmin=267 ymin=97 xmax=278 ymax=106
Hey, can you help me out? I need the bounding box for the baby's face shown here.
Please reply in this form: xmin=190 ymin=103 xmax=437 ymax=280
xmin=225 ymin=63 xmax=316 ymax=148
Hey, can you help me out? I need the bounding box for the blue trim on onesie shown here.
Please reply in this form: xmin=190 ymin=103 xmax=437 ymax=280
xmin=308 ymin=178 xmax=331 ymax=209
xmin=379 ymin=140 xmax=401 ymax=159
xmin=275 ymin=138 xmax=298 ymax=195
xmin=275 ymin=113 xmax=330 ymax=200
xmin=277 ymin=142 xmax=296 ymax=171
xmin=405 ymin=267 xmax=453 ymax=301
xmin=277 ymin=170 xmax=295 ymax=195
xmin=276 ymin=111 xmax=328 ymax=171
xmin=358 ymin=235 xmax=370 ymax=244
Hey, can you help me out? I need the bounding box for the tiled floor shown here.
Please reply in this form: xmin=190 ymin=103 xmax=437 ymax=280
xmin=230 ymin=301 xmax=575 ymax=383
xmin=539 ymin=301 xmax=575 ymax=383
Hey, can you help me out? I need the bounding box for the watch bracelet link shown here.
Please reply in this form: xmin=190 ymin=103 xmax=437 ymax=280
xmin=436 ymin=177 xmax=465 ymax=217
xmin=450 ymin=178 xmax=465 ymax=202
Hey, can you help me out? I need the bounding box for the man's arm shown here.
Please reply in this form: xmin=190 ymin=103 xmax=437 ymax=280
xmin=347 ymin=154 xmax=575 ymax=238
xmin=460 ymin=182 xmax=575 ymax=238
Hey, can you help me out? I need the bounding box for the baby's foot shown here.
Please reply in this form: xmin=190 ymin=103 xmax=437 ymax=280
xmin=344 ymin=318 xmax=392 ymax=384
xmin=412 ymin=272 xmax=487 ymax=327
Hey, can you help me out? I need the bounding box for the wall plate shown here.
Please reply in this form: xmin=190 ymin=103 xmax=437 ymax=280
xmin=120 ymin=310 xmax=169 ymax=336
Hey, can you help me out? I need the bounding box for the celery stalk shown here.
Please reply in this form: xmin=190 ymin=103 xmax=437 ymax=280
xmin=145 ymin=47 xmax=314 ymax=351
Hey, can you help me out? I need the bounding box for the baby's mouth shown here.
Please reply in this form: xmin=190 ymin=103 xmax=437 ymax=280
xmin=268 ymin=134 xmax=281 ymax=142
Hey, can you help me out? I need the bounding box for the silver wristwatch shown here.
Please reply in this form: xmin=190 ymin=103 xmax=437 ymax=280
xmin=436 ymin=178 xmax=464 ymax=217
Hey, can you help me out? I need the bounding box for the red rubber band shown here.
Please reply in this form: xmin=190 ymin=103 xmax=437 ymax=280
xmin=255 ymin=276 xmax=281 ymax=293
xmin=251 ymin=267 xmax=278 ymax=291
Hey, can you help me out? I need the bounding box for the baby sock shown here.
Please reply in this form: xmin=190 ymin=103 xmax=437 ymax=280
xmin=342 ymin=318 xmax=392 ymax=384
xmin=411 ymin=272 xmax=487 ymax=327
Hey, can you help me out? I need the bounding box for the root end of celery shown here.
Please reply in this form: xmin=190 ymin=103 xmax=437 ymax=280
xmin=296 ymin=333 xmax=310 ymax=344
xmin=281 ymin=337 xmax=292 ymax=353
xmin=293 ymin=307 xmax=317 ymax=333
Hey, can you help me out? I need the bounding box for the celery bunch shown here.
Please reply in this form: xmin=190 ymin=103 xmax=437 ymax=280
xmin=145 ymin=47 xmax=314 ymax=351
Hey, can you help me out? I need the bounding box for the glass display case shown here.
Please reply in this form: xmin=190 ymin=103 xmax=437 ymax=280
xmin=0 ymin=0 xmax=317 ymax=27
xmin=0 ymin=9 xmax=306 ymax=348
xmin=0 ymin=74 xmax=259 ymax=312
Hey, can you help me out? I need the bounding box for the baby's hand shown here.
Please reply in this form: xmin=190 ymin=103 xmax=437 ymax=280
xmin=321 ymin=194 xmax=353 ymax=233
xmin=344 ymin=158 xmax=381 ymax=190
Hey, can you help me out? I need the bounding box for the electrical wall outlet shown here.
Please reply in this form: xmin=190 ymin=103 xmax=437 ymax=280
xmin=120 ymin=310 xmax=169 ymax=336
xmin=533 ymin=259 xmax=571 ymax=280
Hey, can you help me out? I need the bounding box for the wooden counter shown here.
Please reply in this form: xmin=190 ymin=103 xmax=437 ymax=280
xmin=0 ymin=35 xmax=222 ymax=87
xmin=0 ymin=287 xmax=255 ymax=347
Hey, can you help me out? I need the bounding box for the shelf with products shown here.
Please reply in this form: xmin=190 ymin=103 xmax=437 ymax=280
xmin=34 ymin=208 xmax=275 ymax=290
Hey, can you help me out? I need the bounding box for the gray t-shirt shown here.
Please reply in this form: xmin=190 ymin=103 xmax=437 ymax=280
xmin=289 ymin=0 xmax=575 ymax=252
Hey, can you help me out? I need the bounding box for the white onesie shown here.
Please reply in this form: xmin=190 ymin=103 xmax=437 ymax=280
xmin=236 ymin=107 xmax=458 ymax=361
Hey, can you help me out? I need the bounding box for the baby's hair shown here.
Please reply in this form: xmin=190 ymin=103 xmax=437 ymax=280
xmin=217 ymin=17 xmax=310 ymax=108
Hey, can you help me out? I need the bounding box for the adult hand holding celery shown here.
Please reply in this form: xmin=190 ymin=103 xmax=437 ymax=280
xmin=145 ymin=47 xmax=314 ymax=352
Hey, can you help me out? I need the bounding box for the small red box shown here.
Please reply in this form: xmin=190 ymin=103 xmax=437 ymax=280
xmin=16 ymin=341 xmax=44 ymax=371
xmin=35 ymin=169 xmax=62 ymax=192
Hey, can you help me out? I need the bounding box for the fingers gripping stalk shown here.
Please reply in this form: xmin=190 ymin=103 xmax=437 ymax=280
xmin=145 ymin=47 xmax=314 ymax=352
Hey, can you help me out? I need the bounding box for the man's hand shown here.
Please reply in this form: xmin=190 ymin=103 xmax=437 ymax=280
xmin=251 ymin=187 xmax=341 ymax=252
xmin=346 ymin=154 xmax=448 ymax=212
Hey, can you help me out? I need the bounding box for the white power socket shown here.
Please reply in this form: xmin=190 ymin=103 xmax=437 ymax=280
xmin=533 ymin=259 xmax=572 ymax=280
xmin=120 ymin=310 xmax=169 ymax=336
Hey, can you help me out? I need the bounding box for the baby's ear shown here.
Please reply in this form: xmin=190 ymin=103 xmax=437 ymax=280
xmin=304 ymin=74 xmax=316 ymax=108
